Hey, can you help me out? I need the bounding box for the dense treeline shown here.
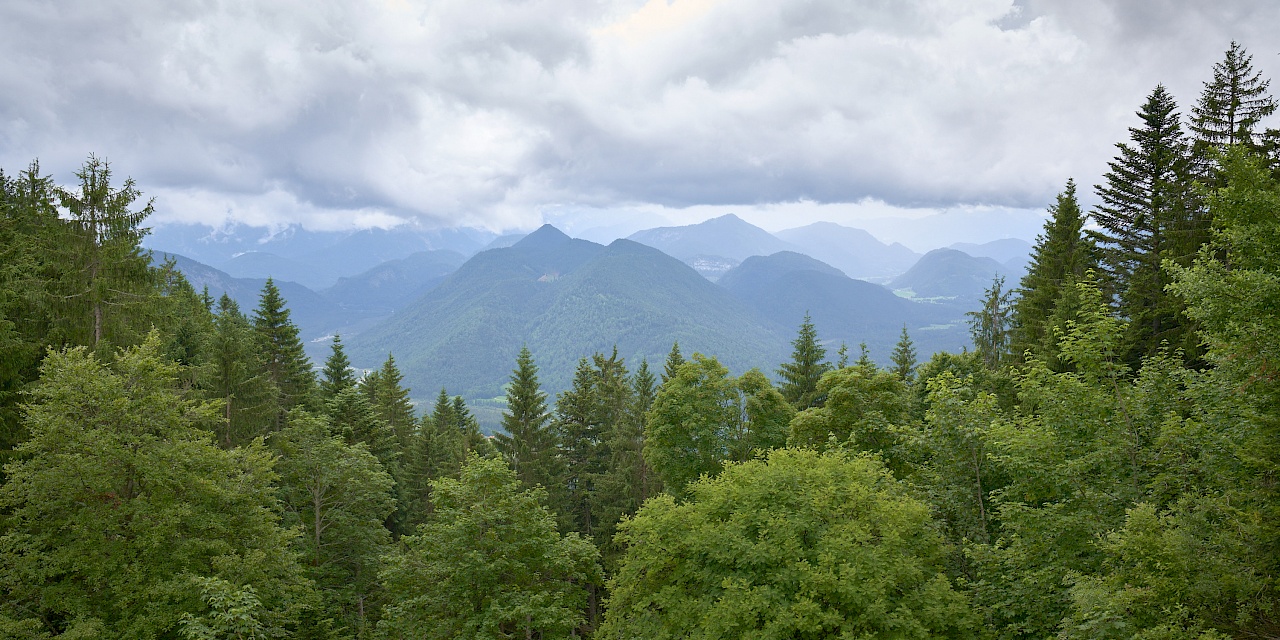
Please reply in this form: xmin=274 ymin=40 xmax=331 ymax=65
xmin=2 ymin=42 xmax=1279 ymax=638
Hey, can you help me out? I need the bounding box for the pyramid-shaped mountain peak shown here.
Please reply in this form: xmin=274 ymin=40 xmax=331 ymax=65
xmin=705 ymin=213 xmax=747 ymax=225
xmin=512 ymin=223 xmax=571 ymax=249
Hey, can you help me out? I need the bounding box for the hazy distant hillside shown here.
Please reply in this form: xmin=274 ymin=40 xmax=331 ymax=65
xmin=627 ymin=214 xmax=797 ymax=279
xmin=775 ymin=222 xmax=920 ymax=280
xmin=347 ymin=225 xmax=789 ymax=401
xmin=323 ymin=250 xmax=466 ymax=314
xmin=719 ymin=252 xmax=969 ymax=360
xmin=890 ymin=248 xmax=1008 ymax=303
xmin=949 ymin=238 xmax=1033 ymax=263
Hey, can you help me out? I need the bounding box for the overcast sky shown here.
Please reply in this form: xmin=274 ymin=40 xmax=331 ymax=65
xmin=3 ymin=0 xmax=1278 ymax=247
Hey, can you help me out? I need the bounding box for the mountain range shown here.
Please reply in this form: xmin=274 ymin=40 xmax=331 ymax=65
xmin=153 ymin=216 xmax=1029 ymax=420
xmin=346 ymin=225 xmax=789 ymax=400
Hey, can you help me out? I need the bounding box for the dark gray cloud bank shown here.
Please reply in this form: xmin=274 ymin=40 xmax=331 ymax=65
xmin=2 ymin=0 xmax=1277 ymax=245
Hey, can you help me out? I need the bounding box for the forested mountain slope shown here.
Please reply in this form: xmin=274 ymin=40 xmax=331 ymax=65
xmin=347 ymin=225 xmax=789 ymax=399
xmin=718 ymin=252 xmax=969 ymax=360
xmin=890 ymin=247 xmax=1010 ymax=303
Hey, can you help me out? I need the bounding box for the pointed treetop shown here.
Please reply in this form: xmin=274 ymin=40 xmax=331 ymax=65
xmin=777 ymin=312 xmax=830 ymax=410
xmin=890 ymin=325 xmax=917 ymax=382
xmin=321 ymin=335 xmax=356 ymax=398
xmin=855 ymin=342 xmax=875 ymax=371
xmin=1191 ymin=41 xmax=1276 ymax=150
xmin=662 ymin=342 xmax=685 ymax=384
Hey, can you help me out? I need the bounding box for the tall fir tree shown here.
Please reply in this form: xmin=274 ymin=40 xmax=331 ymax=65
xmin=592 ymin=357 xmax=662 ymax=551
xmin=326 ymin=386 xmax=399 ymax=478
xmin=493 ymin=346 xmax=560 ymax=492
xmin=0 ymin=162 xmax=62 ymax=458
xmin=777 ymin=313 xmax=830 ymax=410
xmin=400 ymin=389 xmax=466 ymax=525
xmin=1012 ymin=179 xmax=1096 ymax=369
xmin=587 ymin=350 xmax=647 ymax=564
xmin=360 ymin=354 xmax=417 ymax=461
xmin=890 ymin=324 xmax=918 ymax=382
xmin=553 ymin=358 xmax=606 ymax=539
xmin=552 ymin=352 xmax=637 ymax=626
xmin=319 ymin=335 xmax=355 ymax=399
xmin=54 ymin=155 xmax=157 ymax=352
xmin=252 ymin=278 xmax=316 ymax=426
xmin=1190 ymin=41 xmax=1276 ymax=177
xmin=207 ymin=295 xmax=278 ymax=448
xmin=1090 ymin=85 xmax=1203 ymax=365
xmin=358 ymin=353 xmax=418 ymax=536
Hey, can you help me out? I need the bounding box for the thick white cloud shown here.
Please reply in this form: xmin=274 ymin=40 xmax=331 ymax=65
xmin=2 ymin=0 xmax=1277 ymax=234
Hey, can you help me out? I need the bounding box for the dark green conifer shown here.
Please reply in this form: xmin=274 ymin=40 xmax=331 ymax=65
xmin=401 ymin=390 xmax=465 ymax=523
xmin=856 ymin=342 xmax=875 ymax=371
xmin=361 ymin=354 xmax=417 ymax=457
xmin=890 ymin=325 xmax=917 ymax=382
xmin=319 ymin=335 xmax=355 ymax=399
xmin=554 ymin=358 xmax=605 ymax=538
xmin=208 ymin=295 xmax=277 ymax=447
xmin=494 ymin=346 xmax=559 ymax=491
xmin=777 ymin=313 xmax=830 ymax=410
xmin=357 ymin=353 xmax=418 ymax=536
xmin=1012 ymin=180 xmax=1095 ymax=369
xmin=1190 ymin=41 xmax=1276 ymax=168
xmin=661 ymin=341 xmax=684 ymax=384
xmin=1091 ymin=85 xmax=1202 ymax=365
xmin=55 ymin=155 xmax=157 ymax=351
xmin=252 ymin=278 xmax=316 ymax=425
xmin=594 ymin=358 xmax=660 ymax=572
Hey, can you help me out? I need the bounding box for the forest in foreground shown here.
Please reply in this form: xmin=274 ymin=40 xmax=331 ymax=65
xmin=1 ymin=43 xmax=1279 ymax=639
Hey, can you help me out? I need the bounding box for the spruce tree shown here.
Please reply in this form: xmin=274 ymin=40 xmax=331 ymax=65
xmin=890 ymin=325 xmax=918 ymax=382
xmin=208 ymin=295 xmax=278 ymax=447
xmin=0 ymin=162 xmax=62 ymax=457
xmin=554 ymin=358 xmax=606 ymax=538
xmin=319 ymin=335 xmax=355 ymax=399
xmin=357 ymin=354 xmax=418 ymax=536
xmin=252 ymin=278 xmax=316 ymax=425
xmin=661 ymin=341 xmax=684 ymax=384
xmin=326 ymin=387 xmax=398 ymax=474
xmin=1012 ymin=179 xmax=1095 ymax=369
xmin=1090 ymin=85 xmax=1202 ymax=365
xmin=360 ymin=354 xmax=417 ymax=458
xmin=856 ymin=342 xmax=875 ymax=371
xmin=54 ymin=155 xmax=157 ymax=352
xmin=1190 ymin=41 xmax=1276 ymax=168
xmin=493 ymin=346 xmax=559 ymax=491
xmin=452 ymin=395 xmax=493 ymax=457
xmin=777 ymin=313 xmax=830 ymax=410
xmin=401 ymin=390 xmax=465 ymax=523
